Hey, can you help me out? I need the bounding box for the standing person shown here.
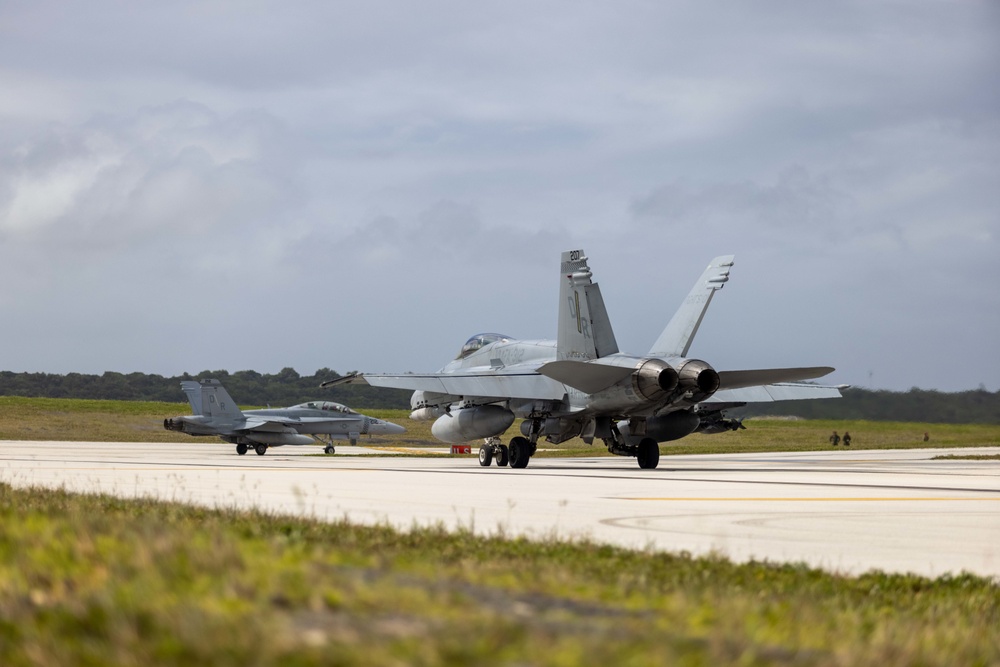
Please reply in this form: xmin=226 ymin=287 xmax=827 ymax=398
xmin=843 ymin=431 xmax=852 ymax=447
xmin=830 ymin=430 xmax=841 ymax=446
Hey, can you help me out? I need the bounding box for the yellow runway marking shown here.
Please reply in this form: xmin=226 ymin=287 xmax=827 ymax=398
xmin=624 ymin=497 xmax=1000 ymax=502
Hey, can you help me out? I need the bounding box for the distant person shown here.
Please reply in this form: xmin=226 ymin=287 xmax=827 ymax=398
xmin=843 ymin=431 xmax=851 ymax=447
xmin=829 ymin=430 xmax=840 ymax=446
xmin=924 ymin=431 xmax=930 ymax=442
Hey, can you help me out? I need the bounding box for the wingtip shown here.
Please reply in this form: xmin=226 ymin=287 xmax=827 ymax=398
xmin=320 ymin=372 xmax=361 ymax=388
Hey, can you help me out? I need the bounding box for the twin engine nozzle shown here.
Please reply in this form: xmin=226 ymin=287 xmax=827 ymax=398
xmin=633 ymin=357 xmax=720 ymax=402
xmin=676 ymin=358 xmax=721 ymax=397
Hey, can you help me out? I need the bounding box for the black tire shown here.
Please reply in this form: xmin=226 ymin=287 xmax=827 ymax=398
xmin=509 ymin=436 xmax=531 ymax=469
xmin=236 ymin=443 xmax=247 ymax=456
xmin=478 ymin=445 xmax=493 ymax=467
xmin=495 ymin=445 xmax=509 ymax=467
xmin=324 ymin=445 xmax=335 ymax=455
xmin=254 ymin=443 xmax=268 ymax=456
xmin=637 ymin=437 xmax=660 ymax=469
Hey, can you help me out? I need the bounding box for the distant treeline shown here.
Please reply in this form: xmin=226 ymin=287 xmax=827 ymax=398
xmin=734 ymin=387 xmax=999 ymax=424
xmin=0 ymin=368 xmax=411 ymax=410
xmin=0 ymin=370 xmax=997 ymax=423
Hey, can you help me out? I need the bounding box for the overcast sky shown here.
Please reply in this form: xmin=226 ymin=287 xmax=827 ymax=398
xmin=1 ymin=1 xmax=998 ymax=392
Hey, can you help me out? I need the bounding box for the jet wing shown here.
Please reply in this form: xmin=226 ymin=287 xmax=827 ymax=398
xmin=534 ymin=362 xmax=836 ymax=395
xmin=238 ymin=416 xmax=364 ymax=432
xmin=237 ymin=417 xmax=302 ymax=432
xmin=717 ymin=367 xmax=834 ymax=390
xmin=340 ymin=371 xmax=567 ymax=401
xmin=707 ymin=383 xmax=844 ymax=403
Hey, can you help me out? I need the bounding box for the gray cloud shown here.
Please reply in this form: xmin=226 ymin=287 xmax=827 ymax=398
xmin=0 ymin=0 xmax=997 ymax=391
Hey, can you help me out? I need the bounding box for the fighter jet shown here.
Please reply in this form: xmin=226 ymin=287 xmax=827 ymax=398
xmin=326 ymin=250 xmax=842 ymax=470
xmin=163 ymin=379 xmax=405 ymax=455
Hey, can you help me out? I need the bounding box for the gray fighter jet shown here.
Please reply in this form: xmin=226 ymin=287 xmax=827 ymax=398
xmin=327 ymin=250 xmax=843 ymax=470
xmin=164 ymin=379 xmax=405 ymax=455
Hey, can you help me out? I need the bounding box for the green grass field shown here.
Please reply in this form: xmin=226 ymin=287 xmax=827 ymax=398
xmin=1 ymin=396 xmax=997 ymax=455
xmin=1 ymin=483 xmax=997 ymax=666
xmin=2 ymin=397 xmax=999 ymax=664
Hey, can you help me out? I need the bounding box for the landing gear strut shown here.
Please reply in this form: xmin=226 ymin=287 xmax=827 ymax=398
xmin=604 ymin=424 xmax=661 ymax=469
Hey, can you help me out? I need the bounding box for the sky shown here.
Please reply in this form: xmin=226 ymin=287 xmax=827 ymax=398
xmin=1 ymin=0 xmax=998 ymax=392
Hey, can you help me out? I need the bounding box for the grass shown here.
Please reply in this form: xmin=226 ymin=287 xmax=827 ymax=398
xmin=931 ymin=454 xmax=1000 ymax=461
xmin=1 ymin=482 xmax=997 ymax=666
xmin=2 ymin=399 xmax=998 ymax=663
xmin=1 ymin=397 xmax=998 ymax=455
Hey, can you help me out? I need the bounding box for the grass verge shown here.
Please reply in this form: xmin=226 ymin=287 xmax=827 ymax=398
xmin=1 ymin=483 xmax=998 ymax=666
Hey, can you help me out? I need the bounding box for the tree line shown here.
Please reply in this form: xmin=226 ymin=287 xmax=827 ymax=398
xmin=732 ymin=387 xmax=999 ymax=424
xmin=0 ymin=369 xmax=411 ymax=410
xmin=0 ymin=370 xmax=996 ymax=423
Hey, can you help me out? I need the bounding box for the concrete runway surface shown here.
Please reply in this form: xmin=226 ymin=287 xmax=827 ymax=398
xmin=2 ymin=440 xmax=998 ymax=579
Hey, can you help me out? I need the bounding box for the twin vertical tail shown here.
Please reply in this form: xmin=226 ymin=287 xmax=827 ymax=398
xmin=180 ymin=381 xmax=204 ymax=414
xmin=556 ymin=249 xmax=619 ymax=361
xmin=180 ymin=379 xmax=244 ymax=423
xmin=648 ymin=255 xmax=734 ymax=358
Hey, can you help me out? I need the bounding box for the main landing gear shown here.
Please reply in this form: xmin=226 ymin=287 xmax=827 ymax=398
xmin=236 ymin=442 xmax=269 ymax=455
xmin=636 ymin=437 xmax=660 ymax=469
xmin=604 ymin=423 xmax=661 ymax=469
xmin=324 ymin=445 xmax=336 ymax=455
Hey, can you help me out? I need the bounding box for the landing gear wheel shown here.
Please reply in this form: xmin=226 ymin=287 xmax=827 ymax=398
xmin=254 ymin=443 xmax=268 ymax=456
xmin=478 ymin=445 xmax=494 ymax=467
xmin=637 ymin=437 xmax=660 ymax=469
xmin=509 ymin=436 xmax=531 ymax=469
xmin=324 ymin=445 xmax=336 ymax=455
xmin=495 ymin=445 xmax=509 ymax=467
xmin=236 ymin=443 xmax=247 ymax=456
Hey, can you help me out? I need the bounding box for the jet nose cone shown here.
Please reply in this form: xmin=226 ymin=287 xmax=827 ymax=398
xmin=382 ymin=421 xmax=406 ymax=435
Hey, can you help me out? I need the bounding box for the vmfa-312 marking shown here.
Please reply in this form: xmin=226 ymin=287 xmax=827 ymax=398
xmin=329 ymin=250 xmax=841 ymax=469
xmin=164 ymin=379 xmax=405 ymax=456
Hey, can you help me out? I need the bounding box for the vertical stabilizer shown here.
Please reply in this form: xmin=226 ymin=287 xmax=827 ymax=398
xmin=197 ymin=379 xmax=245 ymax=423
xmin=180 ymin=381 xmax=204 ymax=415
xmin=648 ymin=255 xmax=734 ymax=358
xmin=557 ymin=249 xmax=619 ymax=360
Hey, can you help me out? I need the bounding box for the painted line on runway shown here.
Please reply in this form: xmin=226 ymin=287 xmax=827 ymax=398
xmin=622 ymin=496 xmax=1000 ymax=502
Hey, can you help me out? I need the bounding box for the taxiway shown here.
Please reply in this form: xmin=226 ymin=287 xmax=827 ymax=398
xmin=2 ymin=440 xmax=998 ymax=578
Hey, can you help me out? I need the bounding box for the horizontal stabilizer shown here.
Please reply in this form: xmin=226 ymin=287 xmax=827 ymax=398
xmin=718 ymin=367 xmax=834 ymax=390
xmin=537 ymin=360 xmax=635 ymax=394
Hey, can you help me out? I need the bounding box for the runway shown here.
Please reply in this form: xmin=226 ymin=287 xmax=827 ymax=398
xmin=2 ymin=440 xmax=999 ymax=579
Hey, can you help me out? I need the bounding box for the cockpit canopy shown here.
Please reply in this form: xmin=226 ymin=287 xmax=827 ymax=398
xmin=293 ymin=401 xmax=357 ymax=414
xmin=456 ymin=333 xmax=512 ymax=360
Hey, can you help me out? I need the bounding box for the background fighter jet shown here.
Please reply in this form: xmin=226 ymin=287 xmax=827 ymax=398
xmin=327 ymin=250 xmax=842 ymax=470
xmin=164 ymin=379 xmax=405 ymax=455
